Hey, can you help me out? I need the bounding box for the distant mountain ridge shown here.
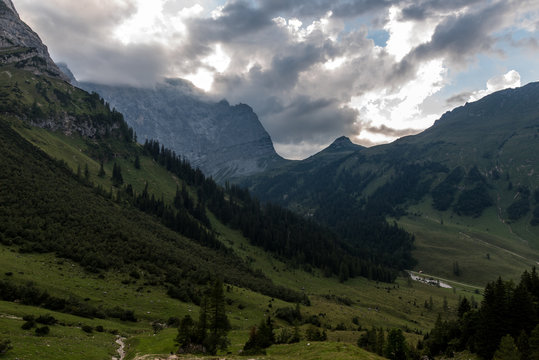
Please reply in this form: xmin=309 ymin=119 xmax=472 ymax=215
xmin=63 ymin=74 xmax=287 ymax=182
xmin=243 ymin=82 xmax=539 ymax=244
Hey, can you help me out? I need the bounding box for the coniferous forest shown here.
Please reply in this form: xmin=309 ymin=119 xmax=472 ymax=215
xmin=422 ymin=267 xmax=539 ymax=359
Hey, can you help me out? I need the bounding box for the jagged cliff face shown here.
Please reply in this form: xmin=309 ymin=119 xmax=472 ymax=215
xmin=79 ymin=78 xmax=287 ymax=181
xmin=0 ymin=0 xmax=67 ymax=80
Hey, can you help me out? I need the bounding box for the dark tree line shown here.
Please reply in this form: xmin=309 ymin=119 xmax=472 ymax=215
xmin=142 ymin=139 xmax=399 ymax=283
xmin=0 ymin=120 xmax=303 ymax=304
xmin=423 ymin=267 xmax=539 ymax=359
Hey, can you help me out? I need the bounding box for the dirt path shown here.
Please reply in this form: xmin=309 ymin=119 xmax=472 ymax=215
xmin=112 ymin=336 xmax=126 ymax=360
xmin=459 ymin=231 xmax=537 ymax=264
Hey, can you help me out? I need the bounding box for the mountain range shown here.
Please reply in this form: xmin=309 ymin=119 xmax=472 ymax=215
xmin=1 ymin=1 xmax=539 ymax=358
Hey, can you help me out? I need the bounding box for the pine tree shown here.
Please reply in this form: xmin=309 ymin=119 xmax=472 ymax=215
xmin=204 ymin=279 xmax=230 ymax=354
xmin=134 ymin=154 xmax=140 ymax=169
xmin=493 ymin=335 xmax=520 ymax=360
xmin=111 ymin=162 xmax=123 ymax=187
xmin=517 ymin=330 xmax=530 ymax=360
xmin=376 ymin=327 xmax=386 ymax=355
xmin=196 ymin=296 xmax=208 ymax=345
xmin=176 ymin=315 xmax=196 ymax=350
xmin=84 ymin=163 xmax=90 ymax=181
xmin=384 ymin=328 xmax=407 ymax=360
xmin=458 ymin=297 xmax=471 ymax=318
xmin=98 ymin=160 xmax=106 ymax=178
xmin=529 ymin=324 xmax=539 ymax=360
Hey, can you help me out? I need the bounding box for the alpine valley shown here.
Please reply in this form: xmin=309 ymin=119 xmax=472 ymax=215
xmin=0 ymin=1 xmax=538 ymax=360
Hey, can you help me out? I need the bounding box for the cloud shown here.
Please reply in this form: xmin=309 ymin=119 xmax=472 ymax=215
xmin=445 ymin=70 xmax=521 ymax=106
xmin=13 ymin=0 xmax=539 ymax=158
xmin=399 ymin=0 xmax=483 ymax=21
xmin=445 ymin=92 xmax=472 ymax=106
xmin=365 ymin=124 xmax=421 ymax=137
xmin=406 ymin=1 xmax=511 ymax=67
xmin=468 ymin=70 xmax=521 ymax=102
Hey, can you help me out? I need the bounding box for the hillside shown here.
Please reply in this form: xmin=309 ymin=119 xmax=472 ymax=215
xmin=0 ymin=13 xmax=446 ymax=355
xmin=0 ymin=62 xmax=478 ymax=360
xmin=242 ymin=83 xmax=539 ymax=286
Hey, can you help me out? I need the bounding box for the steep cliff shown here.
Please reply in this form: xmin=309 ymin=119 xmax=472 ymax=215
xmin=0 ymin=0 xmax=67 ymax=80
xmin=79 ymin=78 xmax=287 ymax=181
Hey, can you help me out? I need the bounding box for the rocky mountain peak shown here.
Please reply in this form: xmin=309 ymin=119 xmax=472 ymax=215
xmin=326 ymin=136 xmax=363 ymax=152
xmin=0 ymin=0 xmax=68 ymax=80
xmin=76 ymin=73 xmax=287 ymax=182
xmin=1 ymin=0 xmax=17 ymax=15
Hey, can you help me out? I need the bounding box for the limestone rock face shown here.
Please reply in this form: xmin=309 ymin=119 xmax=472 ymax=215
xmin=0 ymin=0 xmax=67 ymax=80
xmin=79 ymin=78 xmax=287 ymax=181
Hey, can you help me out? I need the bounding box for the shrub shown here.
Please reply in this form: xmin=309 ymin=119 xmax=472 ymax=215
xmin=36 ymin=314 xmax=57 ymax=325
xmin=82 ymin=325 xmax=93 ymax=333
xmin=0 ymin=338 xmax=12 ymax=355
xmin=35 ymin=326 xmax=50 ymax=336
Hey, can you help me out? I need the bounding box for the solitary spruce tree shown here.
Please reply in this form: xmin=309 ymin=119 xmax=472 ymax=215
xmin=111 ymin=162 xmax=123 ymax=187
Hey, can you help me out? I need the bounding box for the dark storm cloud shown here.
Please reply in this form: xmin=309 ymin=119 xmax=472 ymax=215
xmin=365 ymin=124 xmax=420 ymax=137
xmin=400 ymin=0 xmax=484 ymax=21
xmin=268 ymin=96 xmax=358 ymax=143
xmin=408 ymin=1 xmax=510 ymax=64
xmin=188 ymin=1 xmax=274 ymax=43
xmin=332 ymin=0 xmax=398 ymax=18
xmin=445 ymin=92 xmax=472 ymax=105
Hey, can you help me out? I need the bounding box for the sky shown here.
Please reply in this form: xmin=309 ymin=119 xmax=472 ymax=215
xmin=14 ymin=0 xmax=539 ymax=159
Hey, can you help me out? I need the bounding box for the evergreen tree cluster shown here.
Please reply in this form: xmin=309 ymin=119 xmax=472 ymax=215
xmin=432 ymin=166 xmax=465 ymax=211
xmin=175 ymin=280 xmax=230 ymax=355
xmin=243 ymin=317 xmax=276 ymax=355
xmin=358 ymin=327 xmax=411 ymax=360
xmin=142 ymin=139 xmax=398 ymax=283
xmin=0 ymin=119 xmax=302 ymax=304
xmin=423 ymin=267 xmax=539 ymax=359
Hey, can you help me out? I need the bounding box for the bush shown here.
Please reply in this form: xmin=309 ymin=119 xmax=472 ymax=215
xmin=21 ymin=320 xmax=34 ymax=330
xmin=35 ymin=326 xmax=50 ymax=336
xmin=82 ymin=325 xmax=93 ymax=333
xmin=305 ymin=325 xmax=327 ymax=341
xmin=0 ymin=338 xmax=12 ymax=355
xmin=167 ymin=317 xmax=180 ymax=327
xmin=36 ymin=314 xmax=57 ymax=325
xmin=274 ymin=306 xmax=301 ymax=324
xmin=507 ymin=198 xmax=530 ymax=221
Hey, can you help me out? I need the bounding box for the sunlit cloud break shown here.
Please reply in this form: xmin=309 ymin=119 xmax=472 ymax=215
xmin=15 ymin=0 xmax=539 ymax=159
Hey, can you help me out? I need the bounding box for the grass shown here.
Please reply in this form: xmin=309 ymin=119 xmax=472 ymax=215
xmin=0 ymin=92 xmax=490 ymax=359
xmin=399 ymin=200 xmax=539 ymax=286
xmin=12 ymin=123 xmax=182 ymax=201
xmin=0 ymin=306 xmax=117 ymax=360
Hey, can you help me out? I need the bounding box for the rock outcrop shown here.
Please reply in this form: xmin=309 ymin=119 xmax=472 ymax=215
xmin=78 ymin=78 xmax=287 ymax=181
xmin=0 ymin=0 xmax=67 ymax=80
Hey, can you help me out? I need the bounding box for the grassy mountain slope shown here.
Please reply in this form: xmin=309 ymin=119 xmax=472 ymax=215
xmin=0 ymin=63 xmax=473 ymax=359
xmin=243 ymin=83 xmax=539 ymax=286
